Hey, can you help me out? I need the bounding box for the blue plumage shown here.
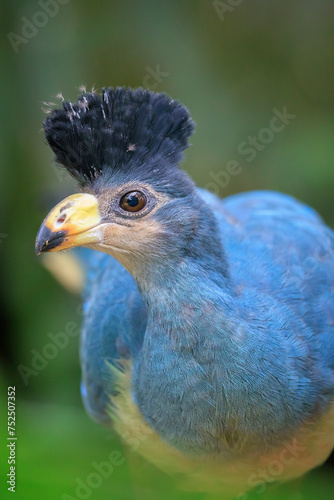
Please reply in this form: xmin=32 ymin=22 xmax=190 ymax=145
xmin=78 ymin=248 xmax=146 ymax=424
xmin=36 ymin=87 xmax=334 ymax=493
xmin=79 ymin=189 xmax=334 ymax=453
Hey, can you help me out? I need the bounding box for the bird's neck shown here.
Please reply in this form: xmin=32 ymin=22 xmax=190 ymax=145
xmin=136 ymin=254 xmax=233 ymax=333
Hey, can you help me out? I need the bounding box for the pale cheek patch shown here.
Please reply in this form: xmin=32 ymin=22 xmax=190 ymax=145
xmin=103 ymin=218 xmax=165 ymax=253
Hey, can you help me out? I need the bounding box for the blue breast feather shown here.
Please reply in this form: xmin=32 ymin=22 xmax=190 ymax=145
xmin=79 ymin=189 xmax=334 ymax=452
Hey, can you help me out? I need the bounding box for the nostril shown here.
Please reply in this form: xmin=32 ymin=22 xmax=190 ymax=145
xmin=54 ymin=214 xmax=67 ymax=229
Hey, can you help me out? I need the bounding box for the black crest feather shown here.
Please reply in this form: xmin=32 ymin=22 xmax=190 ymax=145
xmin=44 ymin=87 xmax=195 ymax=188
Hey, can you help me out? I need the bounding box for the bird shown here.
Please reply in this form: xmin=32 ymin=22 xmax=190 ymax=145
xmin=35 ymin=87 xmax=334 ymax=496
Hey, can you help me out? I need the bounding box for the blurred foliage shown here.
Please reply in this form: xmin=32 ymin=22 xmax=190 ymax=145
xmin=0 ymin=0 xmax=333 ymax=498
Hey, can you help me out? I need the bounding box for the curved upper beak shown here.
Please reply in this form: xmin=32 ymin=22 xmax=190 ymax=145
xmin=35 ymin=193 xmax=102 ymax=255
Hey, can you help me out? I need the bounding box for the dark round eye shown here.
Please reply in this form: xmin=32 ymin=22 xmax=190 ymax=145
xmin=120 ymin=191 xmax=146 ymax=212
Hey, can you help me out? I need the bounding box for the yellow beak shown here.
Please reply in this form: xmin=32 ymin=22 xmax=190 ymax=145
xmin=35 ymin=193 xmax=102 ymax=255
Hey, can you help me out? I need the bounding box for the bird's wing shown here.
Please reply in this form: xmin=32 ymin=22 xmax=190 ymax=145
xmin=199 ymin=188 xmax=334 ymax=371
xmin=78 ymin=248 xmax=147 ymax=424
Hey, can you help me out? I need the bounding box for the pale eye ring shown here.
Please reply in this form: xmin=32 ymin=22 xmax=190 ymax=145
xmin=119 ymin=191 xmax=146 ymax=212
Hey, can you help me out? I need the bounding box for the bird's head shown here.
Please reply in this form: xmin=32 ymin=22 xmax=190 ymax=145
xmin=36 ymin=87 xmax=219 ymax=278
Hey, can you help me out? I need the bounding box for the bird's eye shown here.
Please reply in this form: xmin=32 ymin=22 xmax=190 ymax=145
xmin=120 ymin=191 xmax=147 ymax=212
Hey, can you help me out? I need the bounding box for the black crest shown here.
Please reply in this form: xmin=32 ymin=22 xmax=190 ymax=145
xmin=43 ymin=87 xmax=195 ymax=187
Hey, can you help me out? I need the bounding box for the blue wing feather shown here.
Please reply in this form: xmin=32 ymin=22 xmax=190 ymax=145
xmin=204 ymin=190 xmax=334 ymax=371
xmin=77 ymin=248 xmax=146 ymax=424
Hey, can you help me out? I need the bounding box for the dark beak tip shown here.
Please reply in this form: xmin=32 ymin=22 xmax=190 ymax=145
xmin=35 ymin=224 xmax=66 ymax=255
xmin=34 ymin=238 xmax=44 ymax=255
xmin=35 ymin=223 xmax=47 ymax=255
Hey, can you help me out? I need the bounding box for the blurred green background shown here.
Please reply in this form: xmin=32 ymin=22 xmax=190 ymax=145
xmin=0 ymin=1 xmax=334 ymax=499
